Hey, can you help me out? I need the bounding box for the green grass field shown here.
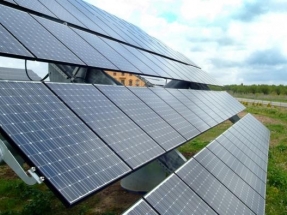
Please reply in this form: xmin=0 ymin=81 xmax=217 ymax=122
xmin=0 ymin=104 xmax=286 ymax=215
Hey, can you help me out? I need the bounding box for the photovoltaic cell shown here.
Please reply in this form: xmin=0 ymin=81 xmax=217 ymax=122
xmin=195 ymin=149 xmax=265 ymax=215
xmin=177 ymin=89 xmax=218 ymax=128
xmin=96 ymin=85 xmax=185 ymax=151
xmin=13 ymin=0 xmax=57 ymax=18
xmin=187 ymin=90 xmax=224 ymax=124
xmin=0 ymin=24 xmax=34 ymax=58
xmin=38 ymin=0 xmax=86 ymax=28
xmin=128 ymin=87 xmax=195 ymax=140
xmin=33 ymin=16 xmax=117 ymax=70
xmin=225 ymin=127 xmax=267 ymax=173
xmin=176 ymin=159 xmax=254 ymax=215
xmin=123 ymin=199 xmax=158 ymax=215
xmin=145 ymin=174 xmax=217 ymax=215
xmin=0 ymin=81 xmax=130 ymax=206
xmin=0 ymin=5 xmax=84 ymax=65
xmin=219 ymin=133 xmax=267 ymax=183
xmin=4 ymin=0 xmax=16 ymax=4
xmin=47 ymin=83 xmax=164 ymax=169
xmin=55 ymin=0 xmax=108 ymax=36
xmin=72 ymin=28 xmax=142 ymax=73
xmin=207 ymin=140 xmax=266 ymax=198
xmin=149 ymin=88 xmax=205 ymax=136
xmin=166 ymin=89 xmax=211 ymax=132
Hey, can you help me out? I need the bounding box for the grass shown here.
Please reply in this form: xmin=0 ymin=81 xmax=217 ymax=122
xmin=0 ymin=105 xmax=287 ymax=214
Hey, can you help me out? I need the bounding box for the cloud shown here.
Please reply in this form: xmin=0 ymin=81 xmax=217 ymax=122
xmin=246 ymin=48 xmax=287 ymax=66
xmin=233 ymin=1 xmax=269 ymax=22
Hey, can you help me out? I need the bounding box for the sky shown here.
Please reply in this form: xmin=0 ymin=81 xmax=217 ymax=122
xmin=1 ymin=0 xmax=286 ymax=85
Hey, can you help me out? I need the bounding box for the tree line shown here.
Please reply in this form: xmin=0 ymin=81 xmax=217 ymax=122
xmin=209 ymin=84 xmax=287 ymax=95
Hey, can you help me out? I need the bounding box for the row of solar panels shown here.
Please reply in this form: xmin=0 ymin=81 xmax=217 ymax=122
xmin=3 ymin=0 xmax=195 ymax=66
xmin=0 ymin=2 xmax=218 ymax=85
xmin=0 ymin=81 xmax=243 ymax=206
xmin=124 ymin=114 xmax=270 ymax=215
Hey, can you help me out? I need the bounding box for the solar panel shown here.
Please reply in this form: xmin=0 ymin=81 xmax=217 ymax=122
xmin=72 ymin=28 xmax=142 ymax=74
xmin=33 ymin=16 xmax=117 ymax=70
xmin=47 ymin=83 xmax=165 ymax=169
xmin=165 ymin=89 xmax=212 ymax=131
xmin=123 ymin=199 xmax=158 ymax=215
xmin=185 ymin=90 xmax=225 ymax=124
xmin=176 ymin=89 xmax=219 ymax=128
xmin=0 ymin=81 xmax=130 ymax=206
xmin=38 ymin=0 xmax=86 ymax=28
xmin=0 ymin=67 xmax=41 ymax=81
xmin=3 ymin=0 xmax=16 ymax=5
xmin=207 ymin=140 xmax=266 ymax=198
xmin=219 ymin=133 xmax=267 ymax=183
xmin=95 ymin=85 xmax=186 ymax=151
xmin=0 ymin=5 xmax=84 ymax=65
xmin=55 ymin=0 xmax=108 ymax=36
xmin=128 ymin=87 xmax=197 ymax=140
xmin=13 ymin=0 xmax=56 ymax=18
xmin=195 ymin=149 xmax=265 ymax=215
xmin=224 ymin=128 xmax=266 ymax=171
xmin=144 ymin=174 xmax=217 ymax=215
xmin=0 ymin=24 xmax=34 ymax=59
xmin=176 ymin=159 xmax=254 ymax=215
xmin=149 ymin=88 xmax=203 ymax=136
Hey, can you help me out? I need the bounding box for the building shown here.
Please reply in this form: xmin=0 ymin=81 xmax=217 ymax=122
xmin=105 ymin=71 xmax=146 ymax=87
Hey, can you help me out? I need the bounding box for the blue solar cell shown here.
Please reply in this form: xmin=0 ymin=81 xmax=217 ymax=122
xmin=149 ymin=87 xmax=201 ymax=137
xmin=128 ymin=87 xmax=195 ymax=140
xmin=0 ymin=5 xmax=84 ymax=65
xmin=176 ymin=159 xmax=254 ymax=215
xmin=13 ymin=0 xmax=57 ymax=18
xmin=145 ymin=174 xmax=217 ymax=215
xmin=47 ymin=83 xmax=164 ymax=169
xmin=33 ymin=16 xmax=117 ymax=70
xmin=38 ymin=0 xmax=86 ymax=28
xmin=165 ymin=89 xmax=211 ymax=131
xmin=0 ymin=24 xmax=34 ymax=58
xmin=123 ymin=199 xmax=158 ymax=215
xmin=0 ymin=81 xmax=130 ymax=206
xmin=72 ymin=28 xmax=142 ymax=73
xmin=195 ymin=148 xmax=265 ymax=215
xmin=96 ymin=85 xmax=185 ymax=151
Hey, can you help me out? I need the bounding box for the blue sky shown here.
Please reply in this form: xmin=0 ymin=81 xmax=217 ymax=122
xmin=1 ymin=0 xmax=286 ymax=85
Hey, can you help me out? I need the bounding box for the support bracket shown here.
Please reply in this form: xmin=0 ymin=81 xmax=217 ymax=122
xmin=0 ymin=139 xmax=44 ymax=185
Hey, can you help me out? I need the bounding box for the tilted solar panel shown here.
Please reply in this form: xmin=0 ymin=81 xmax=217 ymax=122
xmin=207 ymin=140 xmax=266 ymax=198
xmin=47 ymin=83 xmax=165 ymax=169
xmin=33 ymin=15 xmax=117 ymax=70
xmin=95 ymin=85 xmax=186 ymax=151
xmin=195 ymin=149 xmax=265 ymax=215
xmin=0 ymin=24 xmax=34 ymax=59
xmin=166 ymin=89 xmax=212 ymax=131
xmin=144 ymin=174 xmax=217 ymax=215
xmin=13 ymin=0 xmax=57 ymax=18
xmin=0 ymin=81 xmax=131 ymax=206
xmin=150 ymin=88 xmax=210 ymax=133
xmin=128 ymin=87 xmax=197 ymax=140
xmin=176 ymin=159 xmax=254 ymax=215
xmin=123 ymin=199 xmax=158 ymax=215
xmin=0 ymin=4 xmax=84 ymax=65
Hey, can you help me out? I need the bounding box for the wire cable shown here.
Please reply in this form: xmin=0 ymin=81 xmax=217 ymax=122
xmin=25 ymin=59 xmax=49 ymax=82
